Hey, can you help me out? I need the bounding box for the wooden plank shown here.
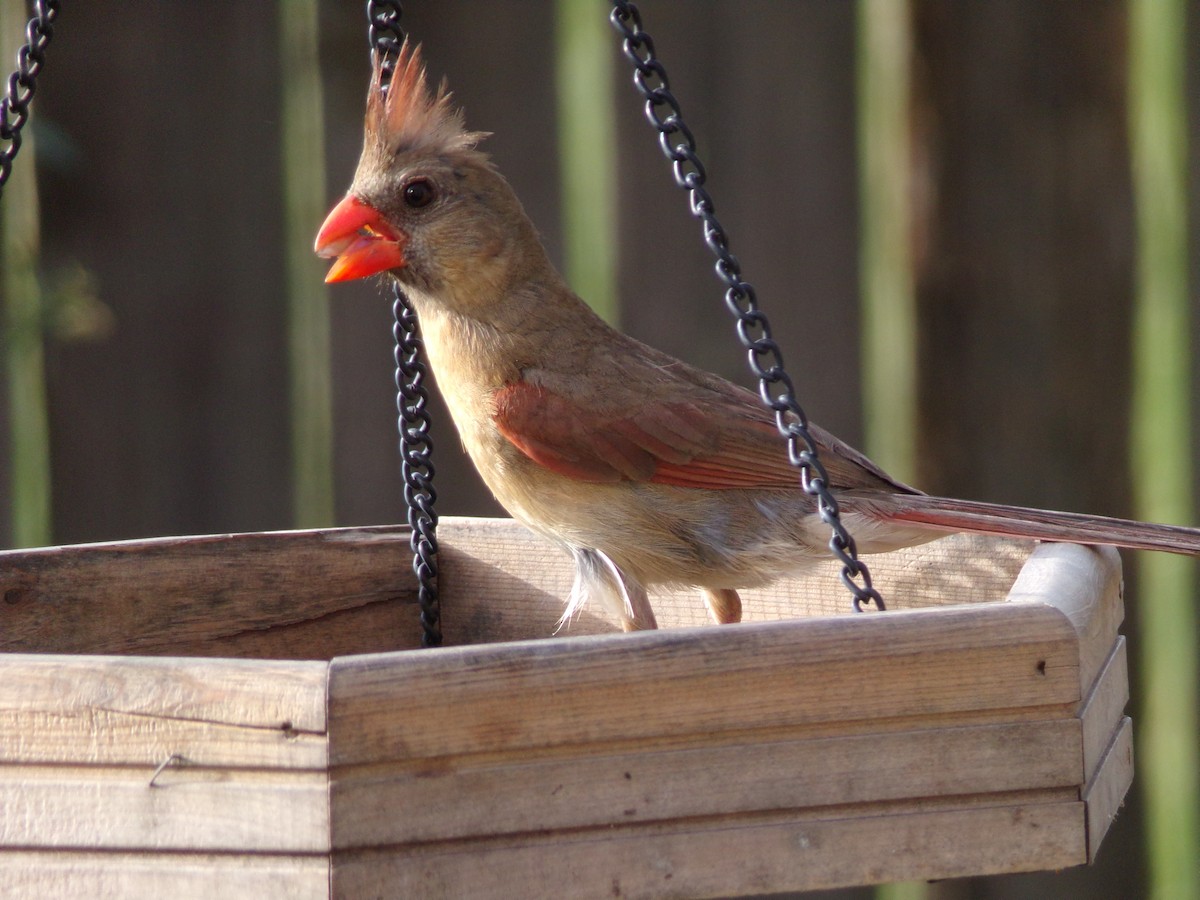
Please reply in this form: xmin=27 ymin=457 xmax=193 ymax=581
xmin=0 ymin=766 xmax=328 ymax=852
xmin=164 ymin=597 xmax=432 ymax=661
xmin=332 ymin=801 xmax=1085 ymax=898
xmin=329 ymin=603 xmax=1078 ymax=765
xmin=332 ymin=719 xmax=1081 ymax=848
xmin=1006 ymin=542 xmax=1124 ymax=692
xmin=0 ymin=656 xmax=328 ymax=768
xmin=1084 ymin=715 xmax=1134 ymax=862
xmin=436 ymin=518 xmax=582 ymax=641
xmin=0 ymin=851 xmax=328 ymax=900
xmin=1078 ymin=637 xmax=1129 ymax=785
xmin=0 ymin=518 xmax=1031 ymax=657
xmin=0 ymin=526 xmax=417 ymax=656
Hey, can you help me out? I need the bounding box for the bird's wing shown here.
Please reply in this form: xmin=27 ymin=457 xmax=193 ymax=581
xmin=492 ymin=376 xmax=911 ymax=493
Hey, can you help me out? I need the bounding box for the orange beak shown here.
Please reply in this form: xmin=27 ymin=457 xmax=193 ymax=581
xmin=314 ymin=195 xmax=408 ymax=283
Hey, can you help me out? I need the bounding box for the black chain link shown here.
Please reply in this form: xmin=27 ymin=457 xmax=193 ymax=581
xmin=610 ymin=1 xmax=884 ymax=612
xmin=0 ymin=0 xmax=59 ymax=192
xmin=367 ymin=0 xmax=404 ymax=74
xmin=367 ymin=1 xmax=442 ymax=646
xmin=393 ymin=292 xmax=440 ymax=646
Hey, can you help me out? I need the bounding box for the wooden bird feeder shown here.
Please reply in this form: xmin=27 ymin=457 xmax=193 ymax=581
xmin=0 ymin=518 xmax=1131 ymax=898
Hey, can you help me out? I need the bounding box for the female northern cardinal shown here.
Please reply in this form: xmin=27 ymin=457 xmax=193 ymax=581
xmin=316 ymin=44 xmax=1200 ymax=631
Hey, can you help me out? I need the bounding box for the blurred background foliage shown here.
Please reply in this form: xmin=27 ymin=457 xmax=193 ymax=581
xmin=1 ymin=2 xmax=1197 ymax=897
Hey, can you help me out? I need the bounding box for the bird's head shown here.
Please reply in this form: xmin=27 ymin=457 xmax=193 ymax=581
xmin=315 ymin=43 xmax=539 ymax=308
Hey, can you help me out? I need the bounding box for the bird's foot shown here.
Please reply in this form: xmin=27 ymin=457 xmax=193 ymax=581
xmin=703 ymin=587 xmax=742 ymax=625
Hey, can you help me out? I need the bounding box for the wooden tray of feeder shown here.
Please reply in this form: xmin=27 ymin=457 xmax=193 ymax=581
xmin=0 ymin=517 xmax=1132 ymax=898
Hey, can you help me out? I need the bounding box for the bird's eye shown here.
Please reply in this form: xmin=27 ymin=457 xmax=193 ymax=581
xmin=402 ymin=179 xmax=436 ymax=209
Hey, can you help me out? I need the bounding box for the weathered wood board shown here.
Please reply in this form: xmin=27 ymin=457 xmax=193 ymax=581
xmin=0 ymin=518 xmax=1131 ymax=897
xmin=0 ymin=517 xmax=1031 ymax=657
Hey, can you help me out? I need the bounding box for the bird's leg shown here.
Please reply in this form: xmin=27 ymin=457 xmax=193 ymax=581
xmin=703 ymin=588 xmax=742 ymax=625
xmin=569 ymin=547 xmax=659 ymax=631
xmin=621 ymin=579 xmax=659 ymax=632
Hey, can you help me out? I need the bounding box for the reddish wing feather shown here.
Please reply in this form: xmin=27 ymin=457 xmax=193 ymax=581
xmin=493 ymin=381 xmax=811 ymax=489
xmin=494 ymin=382 xmax=656 ymax=482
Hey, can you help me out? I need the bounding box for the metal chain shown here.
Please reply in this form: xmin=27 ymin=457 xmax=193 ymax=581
xmin=367 ymin=1 xmax=442 ymax=646
xmin=0 ymin=0 xmax=59 ymax=192
xmin=367 ymin=0 xmax=404 ymax=73
xmin=609 ymin=1 xmax=884 ymax=612
xmin=393 ymin=292 xmax=441 ymax=646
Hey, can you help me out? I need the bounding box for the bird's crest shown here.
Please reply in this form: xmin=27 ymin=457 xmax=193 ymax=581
xmin=365 ymin=41 xmax=487 ymax=158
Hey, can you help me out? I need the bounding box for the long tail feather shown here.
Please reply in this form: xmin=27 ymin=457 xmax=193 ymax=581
xmin=883 ymin=494 xmax=1200 ymax=556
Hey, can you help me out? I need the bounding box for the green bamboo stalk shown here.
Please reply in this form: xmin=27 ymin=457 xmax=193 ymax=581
xmin=1 ymin=0 xmax=52 ymax=548
xmin=858 ymin=2 xmax=924 ymax=897
xmin=857 ymin=0 xmax=916 ymax=486
xmin=1128 ymin=1 xmax=1199 ymax=898
xmin=554 ymin=0 xmax=618 ymax=325
xmin=279 ymin=0 xmax=335 ymax=527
